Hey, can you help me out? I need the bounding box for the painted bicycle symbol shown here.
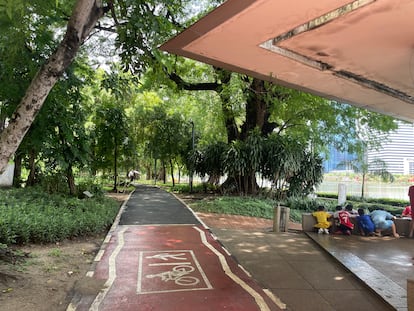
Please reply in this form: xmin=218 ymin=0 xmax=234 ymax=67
xmin=146 ymin=265 xmax=200 ymax=286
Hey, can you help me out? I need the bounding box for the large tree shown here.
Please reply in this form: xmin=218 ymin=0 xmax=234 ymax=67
xmin=0 ymin=0 xmax=398 ymax=199
xmin=0 ymin=0 xmax=200 ymax=174
xmin=0 ymin=0 xmax=105 ymax=173
xmin=161 ymin=60 xmax=397 ymax=194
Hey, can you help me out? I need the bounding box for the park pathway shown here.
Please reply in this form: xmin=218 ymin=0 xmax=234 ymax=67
xmin=68 ymin=184 xmax=282 ymax=311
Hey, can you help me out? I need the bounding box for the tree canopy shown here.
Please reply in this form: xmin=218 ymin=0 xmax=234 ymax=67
xmin=0 ymin=0 xmax=399 ymax=197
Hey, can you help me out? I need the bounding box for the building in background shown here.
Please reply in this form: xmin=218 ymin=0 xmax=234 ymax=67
xmin=322 ymin=145 xmax=357 ymax=173
xmin=367 ymin=121 xmax=414 ymax=175
xmin=323 ymin=121 xmax=414 ymax=175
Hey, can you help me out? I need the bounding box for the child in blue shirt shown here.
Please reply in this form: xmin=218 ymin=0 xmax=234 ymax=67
xmin=370 ymin=209 xmax=399 ymax=238
xmin=356 ymin=208 xmax=376 ymax=236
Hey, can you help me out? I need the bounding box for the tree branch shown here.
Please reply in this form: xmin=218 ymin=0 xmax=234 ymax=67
xmin=168 ymin=72 xmax=221 ymax=91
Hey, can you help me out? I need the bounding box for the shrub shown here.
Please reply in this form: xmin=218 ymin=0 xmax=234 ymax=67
xmin=0 ymin=188 xmax=120 ymax=245
xmin=39 ymin=173 xmax=69 ymax=195
xmin=282 ymin=196 xmax=337 ymax=212
xmin=76 ymin=178 xmax=105 ymax=198
xmin=189 ymin=195 xmax=276 ymax=219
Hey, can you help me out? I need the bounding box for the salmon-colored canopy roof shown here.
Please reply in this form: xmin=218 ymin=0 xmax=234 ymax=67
xmin=160 ymin=0 xmax=414 ymax=122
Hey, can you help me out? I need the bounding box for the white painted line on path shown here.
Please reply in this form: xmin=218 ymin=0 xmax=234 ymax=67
xmin=263 ymin=289 xmax=286 ymax=310
xmin=193 ymin=226 xmax=271 ymax=311
xmin=89 ymin=226 xmax=127 ymax=311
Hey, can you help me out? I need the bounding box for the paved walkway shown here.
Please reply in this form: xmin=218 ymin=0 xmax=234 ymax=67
xmin=68 ymin=185 xmax=283 ymax=311
xmin=68 ymin=185 xmax=412 ymax=311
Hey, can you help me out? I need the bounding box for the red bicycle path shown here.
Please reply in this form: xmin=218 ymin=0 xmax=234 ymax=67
xmin=69 ymin=185 xmax=284 ymax=311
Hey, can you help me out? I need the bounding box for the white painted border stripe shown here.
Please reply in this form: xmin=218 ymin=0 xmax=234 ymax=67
xmin=66 ymin=191 xmax=135 ymax=311
xmin=103 ymin=234 xmax=111 ymax=244
xmin=221 ymin=246 xmax=232 ymax=256
xmin=94 ymin=249 xmax=105 ymax=262
xmin=137 ymin=251 xmax=144 ymax=293
xmin=89 ymin=226 xmax=127 ymax=311
xmin=263 ymin=289 xmax=286 ymax=310
xmin=171 ymin=191 xmax=210 ymax=229
xmin=238 ymin=264 xmax=252 ymax=277
xmin=193 ymin=226 xmax=271 ymax=311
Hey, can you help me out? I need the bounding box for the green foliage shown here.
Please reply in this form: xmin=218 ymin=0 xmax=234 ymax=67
xmin=224 ymin=130 xmax=264 ymax=178
xmin=194 ymin=141 xmax=227 ymax=180
xmin=186 ymin=192 xmax=336 ymax=223
xmin=354 ymin=203 xmax=404 ymax=215
xmin=287 ymin=152 xmax=323 ymax=197
xmin=0 ymin=187 xmax=119 ymax=245
xmin=316 ymin=192 xmax=340 ymax=199
xmin=282 ymin=197 xmax=337 ymax=212
xmin=114 ymin=0 xmax=195 ymax=74
xmin=48 ymin=248 xmax=62 ymax=258
xmin=288 ymin=209 xmax=304 ymax=223
xmin=195 ymin=131 xmax=323 ymax=197
xmin=189 ymin=196 xmax=276 ymax=219
xmin=38 ymin=173 xmax=69 ymax=195
xmin=76 ymin=178 xmax=105 ymax=198
xmin=168 ymin=183 xmax=218 ymax=194
xmin=362 ymin=197 xmax=407 ymax=207
xmin=317 ymin=192 xmax=409 ymax=207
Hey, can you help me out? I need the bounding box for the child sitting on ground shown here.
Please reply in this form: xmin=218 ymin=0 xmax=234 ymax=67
xmin=356 ymin=208 xmax=376 ymax=236
xmin=333 ymin=205 xmax=354 ymax=235
xmin=312 ymin=205 xmax=332 ymax=234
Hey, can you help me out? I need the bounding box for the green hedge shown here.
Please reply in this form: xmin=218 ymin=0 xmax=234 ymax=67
xmin=0 ymin=187 xmax=120 ymax=245
xmin=317 ymin=192 xmax=409 ymax=207
xmin=317 ymin=192 xmax=407 ymax=215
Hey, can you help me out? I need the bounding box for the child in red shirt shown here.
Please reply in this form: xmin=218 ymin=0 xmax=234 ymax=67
xmin=333 ymin=205 xmax=354 ymax=235
xmin=402 ymin=205 xmax=411 ymax=218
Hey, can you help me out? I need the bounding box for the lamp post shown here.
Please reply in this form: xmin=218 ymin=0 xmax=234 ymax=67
xmin=190 ymin=120 xmax=195 ymax=193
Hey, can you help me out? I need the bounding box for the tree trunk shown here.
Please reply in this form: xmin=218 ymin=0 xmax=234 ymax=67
xmin=221 ymin=171 xmax=258 ymax=195
xmin=66 ymin=165 xmax=76 ymax=196
xmin=113 ymin=138 xmax=118 ymax=192
xmin=0 ymin=0 xmax=104 ymax=174
xmin=26 ymin=149 xmax=37 ymax=186
xmin=162 ymin=162 xmax=167 ymax=184
xmin=145 ymin=164 xmax=152 ymax=180
xmin=241 ymin=78 xmax=277 ymax=139
xmin=12 ymin=152 xmax=22 ymax=187
xmin=221 ymin=78 xmax=275 ymax=194
xmin=169 ymin=158 xmax=175 ymax=187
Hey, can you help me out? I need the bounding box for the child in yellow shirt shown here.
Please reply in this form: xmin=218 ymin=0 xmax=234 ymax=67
xmin=312 ymin=205 xmax=332 ymax=234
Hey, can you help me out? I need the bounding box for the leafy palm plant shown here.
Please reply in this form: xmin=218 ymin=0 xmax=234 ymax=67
xmin=337 ymin=157 xmax=394 ymax=199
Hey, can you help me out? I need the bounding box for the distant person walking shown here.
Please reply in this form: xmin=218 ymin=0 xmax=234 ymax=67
xmin=128 ymin=170 xmax=140 ymax=182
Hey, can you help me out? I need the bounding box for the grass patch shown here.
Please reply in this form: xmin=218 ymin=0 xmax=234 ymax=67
xmin=188 ymin=196 xmax=277 ymax=219
xmin=48 ymin=248 xmax=62 ymax=258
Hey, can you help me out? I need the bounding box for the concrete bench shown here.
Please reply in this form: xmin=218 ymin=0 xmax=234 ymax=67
xmin=302 ymin=213 xmax=412 ymax=236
